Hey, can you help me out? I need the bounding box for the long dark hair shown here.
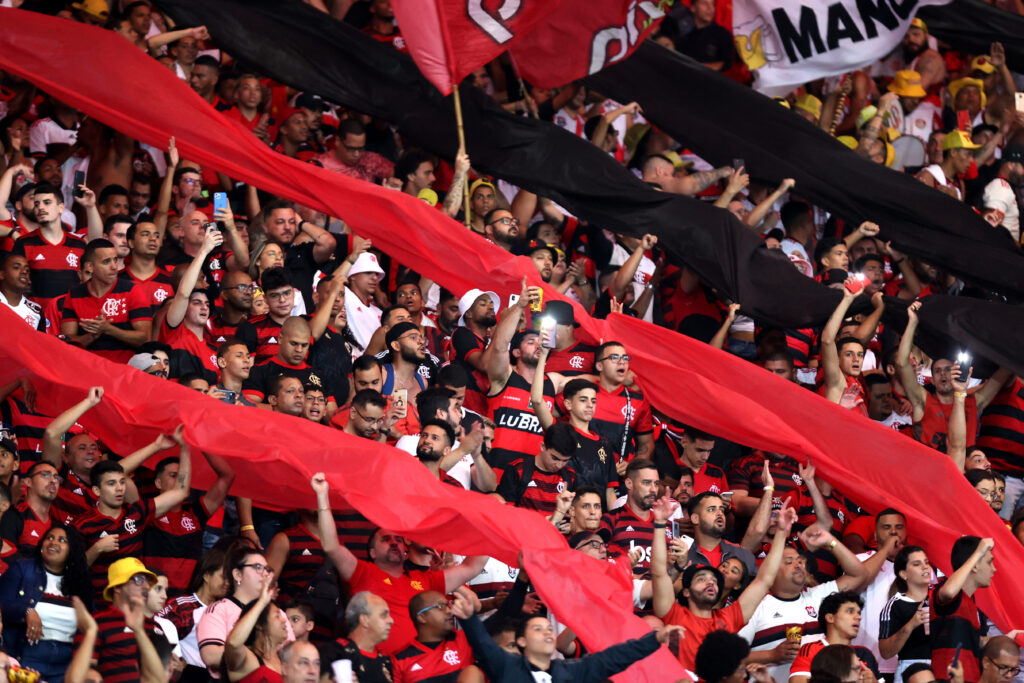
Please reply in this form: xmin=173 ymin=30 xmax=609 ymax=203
xmin=187 ymin=545 xmax=228 ymax=595
xmin=33 ymin=522 xmax=91 ymax=602
xmin=226 ymin=542 xmax=263 ymax=597
xmin=889 ymin=545 xmax=927 ymax=598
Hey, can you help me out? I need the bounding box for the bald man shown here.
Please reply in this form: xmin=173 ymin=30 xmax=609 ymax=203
xmin=243 ymin=316 xmax=332 ymax=411
xmin=158 ymin=209 xmax=248 ymax=292
xmin=639 ymin=154 xmax=733 ymax=196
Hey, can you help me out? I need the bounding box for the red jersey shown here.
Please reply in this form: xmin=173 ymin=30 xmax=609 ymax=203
xmin=487 ymin=371 xmax=554 ymax=470
xmin=920 ymin=392 xmax=977 ymax=453
xmin=347 ymin=560 xmax=446 ymax=655
xmin=691 ymin=461 xmax=729 ymax=496
xmin=73 ymin=499 xmax=155 ymax=600
xmin=494 ymin=457 xmax=576 ymax=515
xmin=159 ymin=317 xmax=219 ymax=383
xmin=591 ymin=383 xmax=653 ymax=461
xmin=600 ymin=505 xmax=655 ymax=577
xmin=53 ymin=469 xmax=96 ymax=522
xmin=237 ymin=314 xmax=285 ymax=364
xmin=122 ymin=268 xmax=174 ymax=308
xmin=931 ymin=579 xmax=982 ymax=683
xmin=390 ymin=631 xmax=473 ymax=683
xmin=142 ymin=495 xmax=211 ymax=595
xmin=447 ymin=327 xmax=489 ymax=414
xmin=62 ymin=279 xmax=152 ymax=363
xmin=545 ymin=342 xmax=598 ymax=376
xmin=663 ymin=601 xmax=744 ymax=673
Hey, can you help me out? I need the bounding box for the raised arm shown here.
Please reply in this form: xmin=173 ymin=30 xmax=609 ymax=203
xmin=166 ymin=227 xmax=222 ymax=328
xmin=739 ymin=500 xmax=798 ymax=621
xmin=799 ymin=461 xmax=833 ymax=529
xmin=821 ymin=279 xmax=862 ymax=403
xmin=309 ymin=270 xmax=346 ymax=341
xmin=801 ymin=523 xmax=870 ymax=592
xmin=710 ymin=303 xmax=740 ymax=351
xmin=896 ymin=301 xmax=927 ymax=416
xmin=937 ymin=537 xmax=993 ymax=603
xmin=740 ymin=460 xmax=775 ymax=553
xmin=948 ymin=365 xmax=970 ymax=471
xmin=124 ymin=597 xmax=166 ymax=683
xmin=852 ymin=292 xmax=884 ymax=346
xmin=152 ymin=426 xmax=192 ymax=516
xmin=152 ymin=138 xmax=178 ymax=235
xmin=650 ymin=495 xmax=678 ymax=619
xmin=199 ymin=450 xmax=235 ymax=515
xmin=610 ymin=234 xmax=655 ymax=302
xmin=713 ymin=167 xmax=750 ymax=209
xmin=843 ymin=221 xmax=880 ymax=250
xmin=972 ymin=367 xmax=1013 ymax=412
xmin=148 ymin=25 xmax=208 ymax=53
xmin=297 ymin=218 xmax=337 ymax=265
xmin=530 ymin=345 xmax=555 ymax=430
xmin=216 ymin=208 xmax=249 ymax=271
xmin=224 ymin=576 xmax=273 ymax=675
xmin=443 ymin=554 xmax=489 ymax=593
xmin=441 ymin=148 xmax=470 ymax=219
xmin=884 ymin=242 xmax=922 ymax=299
xmin=746 ymin=178 xmax=795 ymax=229
xmin=482 ymin=278 xmax=533 ymax=387
xmin=42 ymin=387 xmax=103 ymax=467
xmin=74 ymin=186 xmax=103 ymax=244
xmin=0 ymin=162 xmax=34 ymax=223
xmin=66 ymin=597 xmax=98 ymax=683
xmin=311 ymin=473 xmax=358 ymax=580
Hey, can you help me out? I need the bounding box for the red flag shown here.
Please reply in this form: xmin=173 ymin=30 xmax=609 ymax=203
xmin=3 ymin=8 xmax=1022 ymax=650
xmin=510 ymin=0 xmax=671 ymax=88
xmin=390 ymin=0 xmax=564 ymax=94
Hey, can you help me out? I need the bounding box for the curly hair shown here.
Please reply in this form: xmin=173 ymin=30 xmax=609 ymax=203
xmin=33 ymin=522 xmax=92 ymax=602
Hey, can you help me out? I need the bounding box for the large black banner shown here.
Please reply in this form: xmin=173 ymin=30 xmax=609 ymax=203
xmin=921 ymin=0 xmax=1024 ymax=73
xmin=155 ymin=0 xmax=1024 ymax=375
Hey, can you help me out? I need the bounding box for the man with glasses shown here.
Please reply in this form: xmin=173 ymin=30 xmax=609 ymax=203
xmin=482 ymin=208 xmax=521 ymax=252
xmin=312 ymin=474 xmax=488 ymax=654
xmin=343 ymin=389 xmax=393 ymax=442
xmin=123 ymin=221 xmax=173 ymax=307
xmin=4 ymin=460 xmax=62 ymax=553
xmin=591 ymin=341 xmax=653 ymax=464
xmin=979 ymin=637 xmax=1021 ymax=683
xmin=314 ymin=119 xmax=394 ymax=184
xmin=238 ymin=267 xmax=297 ymax=363
xmin=93 ymin=557 xmax=169 ymax=683
xmin=392 ymin=589 xmax=473 ymax=682
xmin=207 ymin=271 xmax=255 ymax=344
xmin=302 ymin=384 xmax=327 ymax=424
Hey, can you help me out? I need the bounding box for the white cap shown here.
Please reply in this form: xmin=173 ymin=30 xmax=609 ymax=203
xmin=349 ymin=252 xmax=385 ymax=276
xmin=127 ymin=353 xmax=160 ymax=372
xmin=458 ymin=289 xmax=500 ymax=326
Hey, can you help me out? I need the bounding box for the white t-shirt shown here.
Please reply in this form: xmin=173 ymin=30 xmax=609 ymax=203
xmin=28 ymin=117 xmax=78 ymax=156
xmin=852 ymin=552 xmax=897 ymax=674
xmin=609 ymin=243 xmax=656 ymax=323
xmin=981 ymin=177 xmax=1020 ymax=243
xmin=344 ymin=286 xmax=381 ymax=356
xmin=37 ymin=571 xmax=77 ymax=643
xmin=394 ymin=436 xmax=472 ymax=489
xmin=739 ymin=580 xmax=838 ymax=683
xmin=0 ymin=291 xmax=43 ymax=330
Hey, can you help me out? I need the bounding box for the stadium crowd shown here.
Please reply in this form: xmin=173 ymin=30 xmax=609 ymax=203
xmin=0 ymin=0 xmax=1023 ymax=682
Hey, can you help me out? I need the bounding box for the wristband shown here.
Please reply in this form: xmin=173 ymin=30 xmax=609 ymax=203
xmin=827 ymin=538 xmax=838 ymax=550
xmin=240 ymin=524 xmax=255 ymax=532
xmin=764 ymin=486 xmax=774 ymax=492
xmin=954 ymin=391 xmax=967 ymax=399
xmin=653 ymin=522 xmax=667 ymax=528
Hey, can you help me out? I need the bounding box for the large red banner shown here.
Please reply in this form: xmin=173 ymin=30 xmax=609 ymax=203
xmin=0 ymin=10 xmax=1020 ymax=669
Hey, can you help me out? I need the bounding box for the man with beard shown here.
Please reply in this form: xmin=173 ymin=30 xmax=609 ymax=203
xmin=482 ymin=208 xmax=521 ymax=252
xmin=381 ymin=321 xmax=428 ymax=434
xmin=600 ymin=458 xmax=659 ymax=578
xmin=124 ymin=222 xmax=173 ymax=308
xmin=6 ymin=461 xmax=62 ymax=552
xmin=977 ymin=144 xmax=1024 ymax=242
xmin=897 ymin=19 xmax=946 ymax=91
xmin=790 ymin=592 xmax=880 ymax=683
xmin=414 ymin=419 xmax=463 ymax=488
xmin=898 ymin=301 xmax=1010 ymax=452
xmin=342 ymin=389 xmax=394 ymax=442
xmin=685 ymin=492 xmax=758 ymax=576
xmin=207 ymin=270 xmax=254 ymax=344
xmin=526 ymin=240 xmax=556 ymax=283
xmin=449 ymin=288 xmax=500 ymax=414
xmin=653 ymin=494 xmax=797 ymax=672
xmin=739 ymin=524 xmax=874 ymax=683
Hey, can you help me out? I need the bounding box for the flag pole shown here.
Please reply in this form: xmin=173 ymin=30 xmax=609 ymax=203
xmin=452 ymin=84 xmax=472 ymax=229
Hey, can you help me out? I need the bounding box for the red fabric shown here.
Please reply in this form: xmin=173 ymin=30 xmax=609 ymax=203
xmin=1 ymin=12 xmax=1022 ymax=675
xmin=389 ymin=0 xmax=562 ymax=94
xmin=510 ymin=1 xmax=667 ymax=88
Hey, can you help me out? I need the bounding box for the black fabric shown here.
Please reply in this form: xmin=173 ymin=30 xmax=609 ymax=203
xmin=919 ymin=0 xmax=1024 ymax=73
xmin=154 ymin=0 xmax=1024 ymax=376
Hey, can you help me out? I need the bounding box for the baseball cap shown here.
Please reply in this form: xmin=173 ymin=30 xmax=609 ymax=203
xmin=104 ymin=557 xmax=157 ymax=601
xmin=71 ymin=0 xmax=109 ymax=19
xmin=941 ymin=129 xmax=982 ymax=151
xmin=128 ymin=353 xmax=162 ymax=373
xmin=1001 ymin=144 xmax=1024 ymax=164
xmin=510 ymin=329 xmax=540 ymax=363
xmin=294 ymin=93 xmax=325 ymax=112
xmin=349 ymin=252 xmax=385 ymax=276
xmin=910 ymin=17 xmax=927 ymax=31
xmin=794 ymin=94 xmax=822 ymax=120
xmin=543 ymin=300 xmax=577 ymax=327
xmin=970 ymin=56 xmax=997 ymax=76
xmin=887 ymin=70 xmax=927 ymax=98
xmin=458 ymin=289 xmax=500 ymax=327
xmin=417 ymin=188 xmax=438 ymax=207
xmin=525 ymin=239 xmax=558 ymax=264
xmin=468 ymin=178 xmax=496 ymax=198
xmin=13 ymin=183 xmax=36 ymax=203
xmin=0 ymin=438 xmax=17 ymax=457
xmin=385 ymin=321 xmax=420 ymax=348
xmin=569 ymin=528 xmax=611 ymax=550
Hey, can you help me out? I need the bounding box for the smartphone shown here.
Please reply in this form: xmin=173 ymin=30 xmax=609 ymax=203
xmin=221 ymin=390 xmax=238 ymax=404
xmin=952 ymin=645 xmax=962 ymax=669
xmin=845 ymin=275 xmax=866 ymax=294
xmin=203 ymin=221 xmax=220 ymax=234
xmin=392 ymin=388 xmax=408 ymax=410
xmin=956 ymin=351 xmax=971 ymax=382
xmin=732 ymin=158 xmax=745 ymax=171
xmin=73 ymin=170 xmax=86 ymax=198
xmin=508 ymin=293 xmax=520 ymax=308
xmin=213 ymin=192 xmax=228 ymax=214
xmin=957 ymin=110 xmax=970 ymax=131
xmin=669 ymin=519 xmax=680 ymax=539
xmin=1015 ymin=92 xmax=1024 ymax=113
xmin=721 ymin=491 xmax=735 ymax=502
xmin=540 ymin=316 xmax=557 ymax=348
xmin=332 ymin=659 xmax=353 ymax=683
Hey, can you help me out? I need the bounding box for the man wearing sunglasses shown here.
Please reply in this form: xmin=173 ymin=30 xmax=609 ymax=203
xmin=392 ymin=590 xmax=473 ymax=682
xmin=93 ymin=557 xmax=169 ymax=683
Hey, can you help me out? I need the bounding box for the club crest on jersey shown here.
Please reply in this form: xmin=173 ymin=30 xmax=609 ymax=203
xmin=154 ymin=288 xmax=169 ymax=303
xmin=442 ymin=650 xmax=461 ymax=666
xmin=620 ymin=404 xmax=635 ymax=420
xmin=597 ymin=446 xmax=607 ymax=464
xmin=123 ymin=517 xmax=138 ymax=534
xmin=102 ymin=297 xmax=127 ymax=318
xmin=66 ymin=252 xmax=79 ymax=267
xmin=709 ymin=484 xmax=722 ymax=493
xmin=556 ymin=481 xmax=566 ymax=493
xmin=569 ymin=355 xmax=585 ymax=369
xmin=792 ymin=474 xmax=804 ymax=486
xmin=806 ymin=605 xmax=817 ymax=618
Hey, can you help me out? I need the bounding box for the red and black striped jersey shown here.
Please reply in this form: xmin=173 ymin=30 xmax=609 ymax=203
xmin=0 ymin=395 xmax=48 ymax=472
xmin=78 ymin=606 xmax=168 ymax=683
xmin=158 ymin=593 xmax=208 ymax=667
xmin=599 ymin=505 xmax=655 ymax=577
xmin=691 ymin=461 xmax=729 ymax=496
xmin=545 ymin=343 xmax=598 ymax=377
xmin=122 ymin=269 xmax=174 ymax=308
xmin=494 ymin=457 xmax=576 ymax=516
xmin=13 ymin=231 xmax=87 ymax=308
xmin=62 ymin=280 xmax=152 ymax=363
xmin=727 ymin=452 xmax=803 ymax=506
xmin=930 ymin=579 xmax=982 ymax=683
xmin=237 ymin=314 xmax=284 ymax=364
xmin=796 ymin=489 xmax=859 ymax=581
xmin=73 ymin=498 xmax=155 ymax=599
xmin=390 ymin=631 xmax=473 ymax=683
xmin=487 ymin=371 xmax=554 ymax=470
xmin=979 ymin=379 xmax=1024 ymax=475
xmin=159 ymin=317 xmax=219 ymax=384
xmin=333 ymin=508 xmax=372 ymax=561
xmin=53 ymin=469 xmax=96 ymax=523
xmin=446 ymin=327 xmax=488 ymax=414
xmin=244 ymin=359 xmax=326 ymax=403
xmin=275 ymin=524 xmax=326 ymax=602
xmin=14 ymin=501 xmax=52 ymax=554
xmin=142 ymin=495 xmax=211 ymax=596
xmin=591 ymin=383 xmax=653 ymax=461
xmin=206 ymin=312 xmax=246 ymax=346
xmin=785 ymin=327 xmax=819 ymax=368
